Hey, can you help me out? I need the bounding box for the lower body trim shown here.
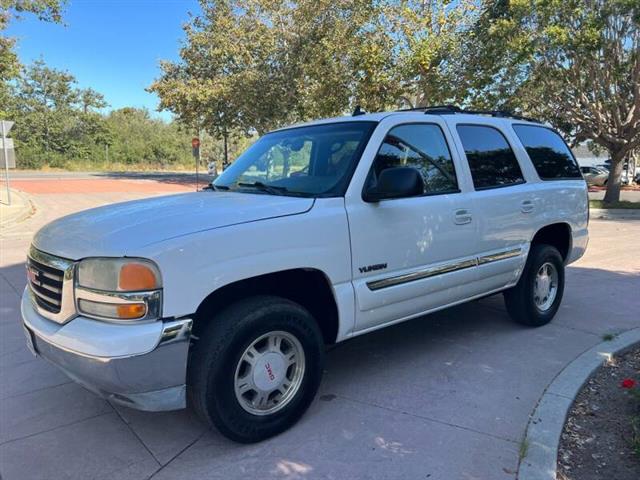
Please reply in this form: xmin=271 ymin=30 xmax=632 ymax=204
xmin=366 ymin=248 xmax=522 ymax=291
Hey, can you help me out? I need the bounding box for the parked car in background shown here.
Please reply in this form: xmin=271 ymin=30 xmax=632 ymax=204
xmin=580 ymin=166 xmax=609 ymax=186
xmin=621 ymin=170 xmax=630 ymax=185
xmin=22 ymin=106 xmax=589 ymax=443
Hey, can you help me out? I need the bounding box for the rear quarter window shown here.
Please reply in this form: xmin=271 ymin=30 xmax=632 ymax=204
xmin=512 ymin=125 xmax=582 ymax=180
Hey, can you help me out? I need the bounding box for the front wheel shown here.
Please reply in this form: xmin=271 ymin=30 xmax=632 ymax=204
xmin=504 ymin=244 xmax=565 ymax=327
xmin=188 ymin=296 xmax=324 ymax=443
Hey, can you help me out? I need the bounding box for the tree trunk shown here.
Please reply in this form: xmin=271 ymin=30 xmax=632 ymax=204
xmin=602 ymin=149 xmax=625 ymax=205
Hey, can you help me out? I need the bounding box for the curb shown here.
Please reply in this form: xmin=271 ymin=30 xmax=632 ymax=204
xmin=0 ymin=188 xmax=36 ymax=229
xmin=517 ymin=328 xmax=640 ymax=480
xmin=589 ymin=208 xmax=640 ymax=220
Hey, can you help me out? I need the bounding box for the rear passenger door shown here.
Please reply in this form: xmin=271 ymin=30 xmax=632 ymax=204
xmin=450 ymin=122 xmax=533 ymax=296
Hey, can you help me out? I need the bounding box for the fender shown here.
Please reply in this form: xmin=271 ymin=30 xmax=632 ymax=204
xmin=133 ymin=197 xmax=357 ymax=340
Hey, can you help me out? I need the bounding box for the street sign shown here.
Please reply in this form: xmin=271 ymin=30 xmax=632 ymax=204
xmin=0 ymin=138 xmax=16 ymax=168
xmin=0 ymin=121 xmax=14 ymax=135
xmin=192 ymin=137 xmax=200 ymax=160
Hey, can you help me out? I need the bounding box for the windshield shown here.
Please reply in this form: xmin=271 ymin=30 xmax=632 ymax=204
xmin=213 ymin=121 xmax=377 ymax=197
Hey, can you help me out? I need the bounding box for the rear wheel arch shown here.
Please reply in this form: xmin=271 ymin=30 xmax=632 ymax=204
xmin=530 ymin=222 xmax=572 ymax=262
xmin=192 ymin=268 xmax=340 ymax=345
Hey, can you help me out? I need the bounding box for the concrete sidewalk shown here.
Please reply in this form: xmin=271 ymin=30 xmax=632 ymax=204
xmin=0 ymin=186 xmax=638 ymax=480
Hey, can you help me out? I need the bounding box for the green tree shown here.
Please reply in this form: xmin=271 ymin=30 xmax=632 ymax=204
xmin=8 ymin=58 xmax=195 ymax=170
xmin=78 ymin=87 xmax=107 ymax=114
xmin=469 ymin=0 xmax=639 ymax=204
xmin=14 ymin=59 xmax=79 ymax=154
xmin=151 ymin=0 xmax=491 ymax=161
xmin=150 ymin=1 xmax=400 ymax=140
xmin=1 ymin=0 xmax=66 ymax=116
xmin=103 ymin=108 xmax=192 ymax=168
xmin=388 ymin=0 xmax=482 ymax=108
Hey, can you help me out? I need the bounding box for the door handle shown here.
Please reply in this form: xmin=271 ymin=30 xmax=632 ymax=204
xmin=521 ymin=200 xmax=535 ymax=214
xmin=454 ymin=209 xmax=472 ymax=225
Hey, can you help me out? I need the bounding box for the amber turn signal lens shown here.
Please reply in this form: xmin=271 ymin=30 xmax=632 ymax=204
xmin=78 ymin=299 xmax=147 ymax=320
xmin=118 ymin=263 xmax=159 ymax=291
xmin=116 ymin=303 xmax=147 ymax=319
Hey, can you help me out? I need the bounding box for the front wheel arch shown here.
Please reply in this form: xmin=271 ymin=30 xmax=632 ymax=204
xmin=192 ymin=268 xmax=340 ymax=345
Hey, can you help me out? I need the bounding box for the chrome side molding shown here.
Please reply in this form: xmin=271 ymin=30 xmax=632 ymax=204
xmin=477 ymin=248 xmax=522 ymax=265
xmin=366 ymin=248 xmax=522 ymax=291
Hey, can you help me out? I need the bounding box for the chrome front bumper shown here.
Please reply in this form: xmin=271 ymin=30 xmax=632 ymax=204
xmin=21 ymin=288 xmax=192 ymax=411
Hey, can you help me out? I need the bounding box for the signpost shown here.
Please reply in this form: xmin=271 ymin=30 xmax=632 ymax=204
xmin=192 ymin=137 xmax=200 ymax=190
xmin=1 ymin=120 xmax=15 ymax=205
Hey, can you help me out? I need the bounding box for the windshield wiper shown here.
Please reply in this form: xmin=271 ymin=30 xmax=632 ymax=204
xmin=210 ymin=183 xmax=230 ymax=191
xmin=237 ymin=181 xmax=289 ymax=195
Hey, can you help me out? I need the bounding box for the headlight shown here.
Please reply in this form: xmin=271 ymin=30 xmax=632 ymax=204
xmin=75 ymin=258 xmax=162 ymax=322
xmin=77 ymin=258 xmax=161 ymax=291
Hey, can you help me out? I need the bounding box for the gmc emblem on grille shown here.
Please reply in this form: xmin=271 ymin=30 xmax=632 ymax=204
xmin=26 ymin=266 xmax=40 ymax=285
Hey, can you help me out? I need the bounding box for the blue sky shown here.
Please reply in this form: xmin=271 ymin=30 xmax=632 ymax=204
xmin=7 ymin=0 xmax=201 ymax=120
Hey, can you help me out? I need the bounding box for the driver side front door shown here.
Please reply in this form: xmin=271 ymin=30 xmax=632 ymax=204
xmin=345 ymin=121 xmax=479 ymax=333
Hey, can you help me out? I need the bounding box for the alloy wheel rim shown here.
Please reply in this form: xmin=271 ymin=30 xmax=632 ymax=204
xmin=533 ymin=262 xmax=559 ymax=312
xmin=234 ymin=330 xmax=305 ymax=416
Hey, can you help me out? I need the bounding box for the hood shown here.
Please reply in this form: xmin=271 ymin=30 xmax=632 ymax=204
xmin=33 ymin=191 xmax=314 ymax=259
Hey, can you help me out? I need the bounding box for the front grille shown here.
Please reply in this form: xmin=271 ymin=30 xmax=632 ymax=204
xmin=27 ymin=256 xmax=64 ymax=314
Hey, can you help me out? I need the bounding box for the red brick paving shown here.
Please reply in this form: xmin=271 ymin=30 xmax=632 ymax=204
xmin=1 ymin=178 xmax=199 ymax=194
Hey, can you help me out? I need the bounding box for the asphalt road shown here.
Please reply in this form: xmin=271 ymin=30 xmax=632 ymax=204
xmin=0 ymin=181 xmax=638 ymax=480
xmin=5 ymin=169 xmax=639 ymax=201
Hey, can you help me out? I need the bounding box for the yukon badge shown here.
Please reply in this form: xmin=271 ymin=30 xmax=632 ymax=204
xmin=359 ymin=263 xmax=388 ymax=274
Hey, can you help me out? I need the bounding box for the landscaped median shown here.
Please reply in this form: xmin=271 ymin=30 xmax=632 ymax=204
xmin=589 ymin=200 xmax=640 ymax=220
xmin=518 ymin=329 xmax=640 ymax=480
xmin=558 ymin=347 xmax=639 ymax=480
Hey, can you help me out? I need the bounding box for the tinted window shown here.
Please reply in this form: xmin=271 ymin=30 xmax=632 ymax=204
xmin=368 ymin=124 xmax=458 ymax=196
xmin=512 ymin=125 xmax=582 ymax=179
xmin=456 ymin=125 xmax=524 ymax=189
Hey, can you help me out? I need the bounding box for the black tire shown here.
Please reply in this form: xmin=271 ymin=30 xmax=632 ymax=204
xmin=188 ymin=295 xmax=324 ymax=443
xmin=504 ymin=244 xmax=565 ymax=327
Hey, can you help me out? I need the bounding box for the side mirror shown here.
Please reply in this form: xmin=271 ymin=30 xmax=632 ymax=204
xmin=363 ymin=167 xmax=424 ymax=202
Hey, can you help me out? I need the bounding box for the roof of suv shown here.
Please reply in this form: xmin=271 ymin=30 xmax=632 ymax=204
xmin=275 ymin=108 xmax=544 ymax=132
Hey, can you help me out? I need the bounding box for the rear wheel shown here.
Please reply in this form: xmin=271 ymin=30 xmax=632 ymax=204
xmin=188 ymin=295 xmax=324 ymax=443
xmin=504 ymin=244 xmax=565 ymax=327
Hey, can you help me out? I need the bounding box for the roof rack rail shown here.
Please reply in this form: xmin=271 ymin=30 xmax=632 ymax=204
xmin=395 ymin=104 xmax=541 ymax=123
xmin=458 ymin=109 xmax=541 ymax=123
xmin=395 ymin=105 xmax=461 ymax=113
xmin=352 ymin=105 xmax=367 ymax=117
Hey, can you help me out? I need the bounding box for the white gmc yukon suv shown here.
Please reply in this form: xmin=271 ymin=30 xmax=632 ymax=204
xmin=21 ymin=107 xmax=589 ymax=443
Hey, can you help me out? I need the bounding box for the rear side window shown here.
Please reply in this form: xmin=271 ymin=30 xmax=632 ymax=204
xmin=512 ymin=125 xmax=582 ymax=180
xmin=456 ymin=125 xmax=524 ymax=189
